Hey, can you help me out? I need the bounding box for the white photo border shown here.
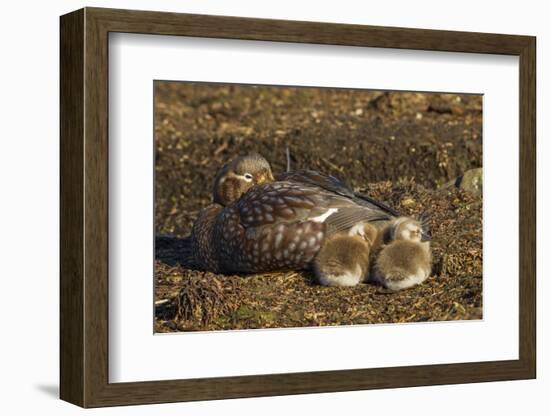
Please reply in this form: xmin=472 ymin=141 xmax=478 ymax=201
xmin=108 ymin=33 xmax=519 ymax=383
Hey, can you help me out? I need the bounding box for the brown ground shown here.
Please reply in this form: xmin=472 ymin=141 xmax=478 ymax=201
xmin=154 ymin=82 xmax=482 ymax=332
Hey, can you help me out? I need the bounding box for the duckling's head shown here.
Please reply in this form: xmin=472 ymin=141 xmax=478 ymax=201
xmin=213 ymin=154 xmax=275 ymax=206
xmin=391 ymin=217 xmax=430 ymax=243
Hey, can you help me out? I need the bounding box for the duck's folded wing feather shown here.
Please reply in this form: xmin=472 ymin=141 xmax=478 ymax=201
xmin=236 ymin=182 xmax=392 ymax=232
xmin=279 ymin=169 xmax=400 ymax=217
xmin=278 ymin=169 xmax=355 ymax=198
xmin=352 ymin=191 xmax=401 ymax=217
xmin=323 ymin=206 xmax=389 ymax=236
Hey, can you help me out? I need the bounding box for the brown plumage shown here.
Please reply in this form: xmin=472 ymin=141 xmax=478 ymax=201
xmin=190 ymin=155 xmax=398 ymax=274
xmin=314 ymin=222 xmax=378 ymax=287
xmin=279 ymin=169 xmax=401 ymax=217
xmin=372 ymin=217 xmax=432 ymax=291
xmin=213 ymin=154 xmax=274 ymax=206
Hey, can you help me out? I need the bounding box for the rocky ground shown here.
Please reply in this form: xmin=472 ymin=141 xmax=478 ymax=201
xmin=154 ymin=82 xmax=482 ymax=332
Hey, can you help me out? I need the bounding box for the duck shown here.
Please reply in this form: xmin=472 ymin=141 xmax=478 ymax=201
xmin=212 ymin=153 xmax=275 ymax=206
xmin=190 ymin=154 xmax=398 ymax=274
xmin=314 ymin=222 xmax=378 ymax=287
xmin=372 ymin=217 xmax=432 ymax=291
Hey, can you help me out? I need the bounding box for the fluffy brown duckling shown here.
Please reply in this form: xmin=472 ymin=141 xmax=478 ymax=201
xmin=191 ymin=154 xmax=397 ymax=274
xmin=314 ymin=222 xmax=378 ymax=287
xmin=372 ymin=217 xmax=432 ymax=291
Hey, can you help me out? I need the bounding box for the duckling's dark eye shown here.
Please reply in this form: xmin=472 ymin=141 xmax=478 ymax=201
xmin=243 ymin=173 xmax=253 ymax=181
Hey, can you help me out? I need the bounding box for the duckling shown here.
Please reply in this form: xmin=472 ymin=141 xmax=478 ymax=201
xmin=213 ymin=154 xmax=275 ymax=206
xmin=314 ymin=222 xmax=378 ymax=287
xmin=372 ymin=217 xmax=432 ymax=291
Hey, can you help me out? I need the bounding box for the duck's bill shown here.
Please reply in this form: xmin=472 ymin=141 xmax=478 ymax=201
xmin=257 ymin=170 xmax=275 ymax=184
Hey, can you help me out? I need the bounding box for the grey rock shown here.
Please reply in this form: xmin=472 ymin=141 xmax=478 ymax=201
xmin=458 ymin=168 xmax=483 ymax=196
xmin=439 ymin=168 xmax=483 ymax=197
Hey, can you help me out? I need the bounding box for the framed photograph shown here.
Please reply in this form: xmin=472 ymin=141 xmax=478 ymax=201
xmin=60 ymin=7 xmax=536 ymax=408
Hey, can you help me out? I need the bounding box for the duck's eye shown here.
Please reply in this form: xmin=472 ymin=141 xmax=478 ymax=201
xmin=243 ymin=173 xmax=253 ymax=182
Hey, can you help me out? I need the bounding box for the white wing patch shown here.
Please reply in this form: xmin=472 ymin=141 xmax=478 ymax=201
xmin=310 ymin=208 xmax=338 ymax=223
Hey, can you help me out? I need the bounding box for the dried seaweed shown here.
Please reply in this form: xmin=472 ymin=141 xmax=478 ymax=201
xmin=173 ymin=273 xmax=241 ymax=327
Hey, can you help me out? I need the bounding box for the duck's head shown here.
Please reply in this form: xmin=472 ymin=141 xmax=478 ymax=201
xmin=213 ymin=154 xmax=275 ymax=206
xmin=390 ymin=217 xmax=431 ymax=243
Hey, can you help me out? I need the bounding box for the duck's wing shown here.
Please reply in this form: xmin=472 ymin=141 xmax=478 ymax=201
xmin=278 ymin=169 xmax=355 ymax=198
xmin=351 ymin=191 xmax=401 ymax=217
xmin=322 ymin=206 xmax=390 ymax=236
xmin=235 ymin=181 xmax=391 ymax=233
xmin=278 ymin=169 xmax=400 ymax=217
